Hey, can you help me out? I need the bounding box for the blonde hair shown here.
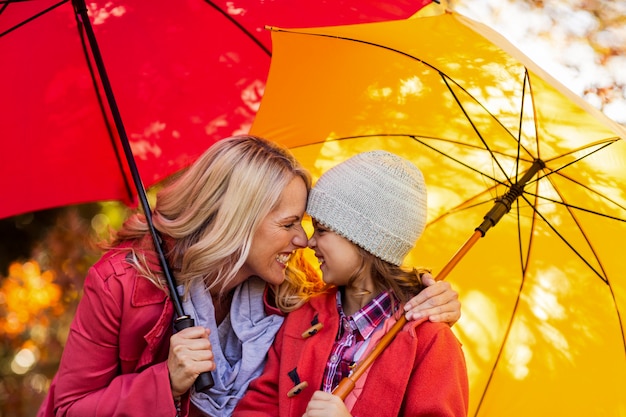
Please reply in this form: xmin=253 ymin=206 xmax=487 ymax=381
xmin=273 ymin=249 xmax=326 ymax=313
xmin=111 ymin=135 xmax=312 ymax=299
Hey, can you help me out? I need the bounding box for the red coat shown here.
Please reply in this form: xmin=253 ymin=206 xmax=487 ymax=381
xmin=37 ymin=246 xmax=188 ymax=417
xmin=234 ymin=287 xmax=469 ymax=417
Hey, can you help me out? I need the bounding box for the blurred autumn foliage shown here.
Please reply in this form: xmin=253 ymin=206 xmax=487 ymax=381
xmin=0 ymin=204 xmax=128 ymax=416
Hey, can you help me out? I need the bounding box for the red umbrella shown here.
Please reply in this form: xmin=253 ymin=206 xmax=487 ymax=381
xmin=1 ymin=0 xmax=433 ymax=392
xmin=0 ymin=0 xmax=432 ymax=220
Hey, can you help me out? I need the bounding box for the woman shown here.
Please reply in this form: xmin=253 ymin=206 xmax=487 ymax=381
xmin=37 ymin=136 xmax=461 ymax=417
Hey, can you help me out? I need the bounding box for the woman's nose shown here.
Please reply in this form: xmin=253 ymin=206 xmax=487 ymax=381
xmin=307 ymin=235 xmax=316 ymax=249
xmin=292 ymin=226 xmax=308 ymax=248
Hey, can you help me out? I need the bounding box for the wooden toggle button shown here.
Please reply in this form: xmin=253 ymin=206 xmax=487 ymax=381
xmin=301 ymin=322 xmax=323 ymax=338
xmin=287 ymin=381 xmax=309 ymax=397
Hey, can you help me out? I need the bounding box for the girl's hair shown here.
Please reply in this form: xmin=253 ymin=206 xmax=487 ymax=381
xmin=349 ymin=246 xmax=427 ymax=311
xmin=109 ymin=135 xmax=312 ymax=298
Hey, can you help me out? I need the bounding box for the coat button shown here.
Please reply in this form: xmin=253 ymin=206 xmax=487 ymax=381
xmin=287 ymin=381 xmax=309 ymax=397
xmin=301 ymin=322 xmax=323 ymax=338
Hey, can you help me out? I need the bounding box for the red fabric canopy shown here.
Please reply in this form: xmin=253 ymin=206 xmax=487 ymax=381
xmin=0 ymin=0 xmax=431 ymax=219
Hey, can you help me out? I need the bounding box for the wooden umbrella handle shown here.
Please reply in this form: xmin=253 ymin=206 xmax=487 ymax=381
xmin=332 ymin=230 xmax=483 ymax=400
xmin=332 ymin=315 xmax=408 ymax=399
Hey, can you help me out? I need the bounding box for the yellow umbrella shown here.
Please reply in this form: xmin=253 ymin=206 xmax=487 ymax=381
xmin=250 ymin=9 xmax=626 ymax=417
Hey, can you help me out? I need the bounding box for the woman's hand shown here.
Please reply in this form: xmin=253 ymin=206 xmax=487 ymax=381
xmin=167 ymin=326 xmax=215 ymax=397
xmin=404 ymin=273 xmax=461 ymax=325
xmin=303 ymin=391 xmax=352 ymax=417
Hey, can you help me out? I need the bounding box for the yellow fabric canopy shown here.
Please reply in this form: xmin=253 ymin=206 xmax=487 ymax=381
xmin=252 ymin=10 xmax=626 ymax=417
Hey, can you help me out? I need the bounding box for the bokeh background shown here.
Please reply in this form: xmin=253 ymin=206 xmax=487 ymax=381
xmin=1 ymin=0 xmax=624 ymax=415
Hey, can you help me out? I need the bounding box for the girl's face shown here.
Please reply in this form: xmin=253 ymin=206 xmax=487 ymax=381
xmin=239 ymin=176 xmax=308 ymax=286
xmin=308 ymin=220 xmax=362 ymax=286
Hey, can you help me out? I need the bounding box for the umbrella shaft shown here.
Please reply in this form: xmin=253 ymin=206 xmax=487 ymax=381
xmin=72 ymin=0 xmax=185 ymax=318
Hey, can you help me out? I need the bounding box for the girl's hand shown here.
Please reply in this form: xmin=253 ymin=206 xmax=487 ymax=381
xmin=167 ymin=326 xmax=215 ymax=397
xmin=404 ymin=273 xmax=461 ymax=325
xmin=303 ymin=391 xmax=352 ymax=417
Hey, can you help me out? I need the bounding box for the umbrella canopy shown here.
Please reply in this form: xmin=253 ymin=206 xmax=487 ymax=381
xmin=0 ymin=0 xmax=431 ymax=219
xmin=250 ymin=10 xmax=626 ymax=417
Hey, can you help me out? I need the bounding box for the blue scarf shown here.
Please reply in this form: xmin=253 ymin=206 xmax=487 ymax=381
xmin=179 ymin=276 xmax=284 ymax=416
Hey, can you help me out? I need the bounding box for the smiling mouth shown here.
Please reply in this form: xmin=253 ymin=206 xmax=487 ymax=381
xmin=276 ymin=253 xmax=291 ymax=266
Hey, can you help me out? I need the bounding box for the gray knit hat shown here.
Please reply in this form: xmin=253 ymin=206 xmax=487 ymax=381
xmin=307 ymin=151 xmax=427 ymax=266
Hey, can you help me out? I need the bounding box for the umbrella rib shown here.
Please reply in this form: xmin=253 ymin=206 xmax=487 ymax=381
xmin=440 ymin=75 xmax=513 ymax=184
xmin=440 ymin=69 xmax=535 ymax=162
xmin=290 ymin=132 xmax=533 ymax=164
xmin=290 ymin=132 xmax=525 ymax=188
xmin=517 ymin=70 xmax=531 ymax=183
xmin=538 ymin=169 xmax=616 ymax=282
xmin=203 ymin=0 xmax=271 ymax=57
xmin=536 ymin=138 xmax=618 ymax=177
xmin=526 ymin=190 xmax=626 ymax=222
xmin=528 ymin=139 xmax=626 ymax=215
xmin=440 ymin=67 xmax=539 ymax=187
xmin=407 ymin=134 xmax=511 ymax=186
xmin=0 ymin=0 xmax=68 ymax=37
xmin=523 ymin=168 xmax=624 ymax=357
xmin=272 ymin=28 xmax=538 ymax=163
xmin=523 ymin=190 xmax=609 ymax=280
xmin=476 ymin=185 xmax=539 ymax=417
xmin=521 ymin=186 xmax=626 ymax=354
xmin=517 ymin=181 xmax=536 ymax=277
xmin=296 ymin=133 xmax=626 ymax=220
xmin=428 ymin=189 xmax=497 ymax=226
xmin=434 ymin=58 xmax=540 ymax=183
xmin=292 ymin=132 xmax=526 ymax=227
xmin=73 ymin=4 xmax=135 ymax=203
xmin=526 ymin=171 xmax=626 ymax=220
xmin=518 ymin=153 xmax=626 ymax=282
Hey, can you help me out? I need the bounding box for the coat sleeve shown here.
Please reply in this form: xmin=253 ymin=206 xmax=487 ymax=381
xmin=349 ymin=321 xmax=468 ymax=417
xmin=51 ymin=260 xmax=180 ymax=417
xmin=401 ymin=323 xmax=469 ymax=417
xmin=232 ymin=318 xmax=285 ymax=417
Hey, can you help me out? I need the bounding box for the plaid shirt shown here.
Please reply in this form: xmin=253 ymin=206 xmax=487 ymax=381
xmin=321 ymin=289 xmax=395 ymax=392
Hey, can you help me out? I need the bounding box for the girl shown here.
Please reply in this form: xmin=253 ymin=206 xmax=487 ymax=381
xmin=234 ymin=150 xmax=469 ymax=417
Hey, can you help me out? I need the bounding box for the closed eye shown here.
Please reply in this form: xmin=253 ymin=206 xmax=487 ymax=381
xmin=311 ymin=220 xmax=329 ymax=234
xmin=315 ymin=225 xmax=329 ymax=234
xmin=283 ymin=220 xmax=304 ymax=231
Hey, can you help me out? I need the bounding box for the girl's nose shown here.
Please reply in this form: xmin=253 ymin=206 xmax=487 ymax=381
xmin=307 ymin=234 xmax=317 ymax=249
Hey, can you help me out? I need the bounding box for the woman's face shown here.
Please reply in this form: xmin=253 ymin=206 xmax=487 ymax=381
xmin=308 ymin=220 xmax=362 ymax=287
xmin=239 ymin=176 xmax=308 ymax=286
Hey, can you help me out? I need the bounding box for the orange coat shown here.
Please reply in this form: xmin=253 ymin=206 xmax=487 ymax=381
xmin=234 ymin=287 xmax=469 ymax=417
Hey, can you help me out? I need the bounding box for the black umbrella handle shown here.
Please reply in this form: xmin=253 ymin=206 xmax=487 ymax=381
xmin=174 ymin=316 xmax=215 ymax=392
